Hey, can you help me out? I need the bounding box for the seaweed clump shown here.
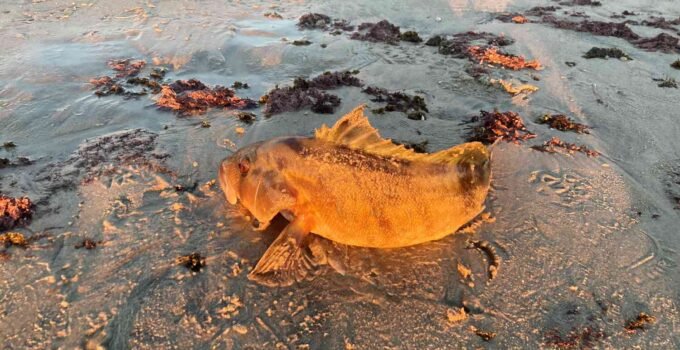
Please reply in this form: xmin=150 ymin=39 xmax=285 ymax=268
xmin=541 ymin=17 xmax=640 ymax=41
xmin=531 ymin=137 xmax=600 ymax=157
xmin=655 ymin=77 xmax=678 ymax=88
xmin=0 ymin=195 xmax=33 ymax=232
xmin=671 ymin=59 xmax=680 ymax=69
xmin=467 ymin=110 xmax=536 ymax=144
xmin=362 ymin=86 xmax=428 ymax=119
xmin=75 ymin=238 xmax=100 ymax=250
xmin=559 ymin=0 xmax=601 ymax=6
xmin=544 ymin=327 xmax=606 ymax=349
xmin=467 ymin=46 xmax=543 ymax=70
xmin=297 ymin=13 xmax=353 ymax=32
xmin=624 ymin=312 xmax=656 ymax=333
xmin=426 ymin=32 xmax=515 ymax=58
xmin=177 ymin=253 xmax=206 ymax=272
xmin=583 ymin=47 xmax=631 ymax=59
xmin=537 ymin=114 xmax=590 ymax=133
xmin=107 ymin=59 xmax=146 ymax=78
xmin=351 ymin=20 xmax=403 ymax=44
xmin=634 ymin=33 xmax=680 ymax=53
xmin=262 ymin=71 xmax=363 ymax=116
xmin=0 ymin=232 xmax=28 ymax=248
xmin=157 ymin=79 xmax=257 ymax=115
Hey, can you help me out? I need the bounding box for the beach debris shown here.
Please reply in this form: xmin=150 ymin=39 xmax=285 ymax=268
xmin=466 ymin=240 xmax=500 ymax=280
xmin=75 ymin=238 xmax=100 ymax=250
xmin=466 ymin=110 xmax=536 ymax=144
xmin=350 ymin=20 xmax=418 ymax=45
xmin=624 ymin=312 xmax=656 ymax=333
xmin=541 ymin=17 xmax=640 ymax=40
xmin=490 ymin=79 xmax=539 ymax=95
xmin=0 ymin=195 xmax=33 ymax=232
xmin=149 ymin=67 xmax=167 ymax=80
xmin=264 ymin=12 xmax=283 ymax=19
xmin=262 ymin=71 xmax=363 ymax=116
xmin=565 ymin=61 xmax=577 ymax=67
xmin=544 ymin=327 xmax=606 ymax=349
xmin=655 ymin=77 xmax=678 ymax=88
xmin=583 ymin=47 xmax=631 ymax=60
xmin=426 ymin=32 xmax=514 ymax=58
xmin=537 ymin=114 xmax=590 ymax=133
xmin=0 ymin=157 xmax=32 ymax=169
xmin=446 ymin=308 xmax=468 ymax=323
xmin=531 ymin=137 xmax=600 ymax=157
xmin=231 ymin=81 xmax=249 ymax=89
xmin=457 ymin=262 xmax=472 ymax=280
xmin=1 ymin=141 xmax=16 ymax=149
xmin=559 ymin=0 xmax=601 ymax=6
xmin=468 ymin=46 xmax=542 ymax=70
xmin=400 ymin=31 xmax=423 ymax=43
xmin=107 ymin=59 xmax=146 ymax=78
xmin=177 ymin=253 xmax=206 ymax=272
xmin=634 ymin=33 xmax=680 ymax=53
xmin=126 ymin=77 xmax=162 ymax=93
xmin=297 ymin=13 xmax=354 ymax=32
xmin=156 ymin=79 xmax=257 ymax=115
xmin=671 ymin=59 xmax=680 ymax=69
xmin=472 ymin=327 xmax=497 ymax=341
xmin=0 ymin=232 xmax=28 ymax=248
xmin=512 ymin=15 xmax=528 ymax=24
xmin=362 ymin=86 xmax=428 ymax=118
xmin=236 ymin=111 xmax=256 ymax=124
xmin=201 ymin=120 xmax=211 ymax=128
xmin=292 ymin=39 xmax=312 ymax=46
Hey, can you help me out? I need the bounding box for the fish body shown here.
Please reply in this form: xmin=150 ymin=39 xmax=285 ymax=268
xmin=219 ymin=105 xmax=490 ymax=285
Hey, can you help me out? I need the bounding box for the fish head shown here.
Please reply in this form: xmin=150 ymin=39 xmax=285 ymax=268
xmin=218 ymin=139 xmax=297 ymax=225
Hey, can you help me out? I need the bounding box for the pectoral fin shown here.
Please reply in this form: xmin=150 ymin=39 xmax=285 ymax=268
xmin=249 ymin=215 xmax=321 ymax=287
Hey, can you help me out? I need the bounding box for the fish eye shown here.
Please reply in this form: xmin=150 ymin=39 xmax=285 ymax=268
xmin=238 ymin=157 xmax=250 ymax=176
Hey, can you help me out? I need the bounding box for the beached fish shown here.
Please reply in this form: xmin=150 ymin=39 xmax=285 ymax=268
xmin=218 ymin=105 xmax=491 ymax=286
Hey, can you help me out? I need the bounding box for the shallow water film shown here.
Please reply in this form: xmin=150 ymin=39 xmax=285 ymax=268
xmin=2 ymin=0 xmax=680 ymax=349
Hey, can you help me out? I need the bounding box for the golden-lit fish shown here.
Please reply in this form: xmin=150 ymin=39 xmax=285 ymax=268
xmin=218 ymin=105 xmax=490 ymax=286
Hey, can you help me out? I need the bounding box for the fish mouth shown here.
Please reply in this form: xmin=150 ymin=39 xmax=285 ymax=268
xmin=218 ymin=161 xmax=239 ymax=205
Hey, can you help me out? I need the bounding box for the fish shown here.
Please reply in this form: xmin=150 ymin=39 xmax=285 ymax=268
xmin=218 ymin=105 xmax=491 ymax=286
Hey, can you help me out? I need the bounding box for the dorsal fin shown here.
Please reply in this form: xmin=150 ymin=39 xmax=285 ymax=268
xmin=314 ymin=105 xmax=490 ymax=165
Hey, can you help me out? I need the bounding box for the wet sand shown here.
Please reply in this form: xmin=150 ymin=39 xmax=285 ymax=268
xmin=1 ymin=0 xmax=679 ymax=348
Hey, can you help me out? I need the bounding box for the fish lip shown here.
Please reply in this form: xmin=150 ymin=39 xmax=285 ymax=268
xmin=218 ymin=160 xmax=239 ymax=205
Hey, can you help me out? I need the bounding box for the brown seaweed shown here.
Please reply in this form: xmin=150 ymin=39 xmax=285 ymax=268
xmin=362 ymin=86 xmax=428 ymax=118
xmin=583 ymin=47 xmax=631 ymax=59
xmin=671 ymin=59 xmax=680 ymax=69
xmin=531 ymin=137 xmax=600 ymax=157
xmin=537 ymin=114 xmax=590 ymax=133
xmin=466 ymin=110 xmax=536 ymax=144
xmin=544 ymin=327 xmax=606 ymax=349
xmin=0 ymin=195 xmax=33 ymax=232
xmin=107 ymin=59 xmax=146 ymax=78
xmin=177 ymin=253 xmax=206 ymax=272
xmin=351 ymin=20 xmax=402 ymax=44
xmin=156 ymin=79 xmax=257 ymax=115
xmin=75 ymin=238 xmax=100 ymax=250
xmin=467 ymin=46 xmax=542 ymax=70
xmin=541 ymin=17 xmax=640 ymax=41
xmin=624 ymin=312 xmax=656 ymax=333
xmin=634 ymin=33 xmax=680 ymax=53
xmin=297 ymin=13 xmax=354 ymax=31
xmin=262 ymin=71 xmax=362 ymax=116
